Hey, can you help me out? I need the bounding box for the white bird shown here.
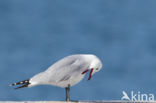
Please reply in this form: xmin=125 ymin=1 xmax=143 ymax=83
xmin=10 ymin=54 xmax=102 ymax=101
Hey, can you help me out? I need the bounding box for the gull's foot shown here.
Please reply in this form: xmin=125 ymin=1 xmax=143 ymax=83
xmin=66 ymin=100 xmax=79 ymax=102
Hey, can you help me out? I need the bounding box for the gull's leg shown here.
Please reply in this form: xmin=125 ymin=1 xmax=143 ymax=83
xmin=65 ymin=84 xmax=70 ymax=101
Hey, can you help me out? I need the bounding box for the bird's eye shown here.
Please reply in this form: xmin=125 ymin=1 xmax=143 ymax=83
xmin=96 ymin=68 xmax=99 ymax=70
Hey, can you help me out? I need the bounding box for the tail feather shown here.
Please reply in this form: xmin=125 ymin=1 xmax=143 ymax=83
xmin=10 ymin=79 xmax=30 ymax=89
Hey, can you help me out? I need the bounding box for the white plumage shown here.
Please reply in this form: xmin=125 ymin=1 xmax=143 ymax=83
xmin=11 ymin=54 xmax=102 ymax=101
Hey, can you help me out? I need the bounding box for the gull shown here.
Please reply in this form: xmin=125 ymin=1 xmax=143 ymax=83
xmin=10 ymin=54 xmax=102 ymax=101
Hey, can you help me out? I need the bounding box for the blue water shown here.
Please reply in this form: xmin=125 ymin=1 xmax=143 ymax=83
xmin=0 ymin=0 xmax=156 ymax=101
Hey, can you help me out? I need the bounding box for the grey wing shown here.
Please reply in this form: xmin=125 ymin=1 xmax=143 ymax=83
xmin=45 ymin=56 xmax=89 ymax=83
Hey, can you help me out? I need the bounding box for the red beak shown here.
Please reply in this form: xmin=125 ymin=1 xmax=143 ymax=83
xmin=81 ymin=69 xmax=89 ymax=74
xmin=88 ymin=68 xmax=93 ymax=80
xmin=81 ymin=68 xmax=94 ymax=80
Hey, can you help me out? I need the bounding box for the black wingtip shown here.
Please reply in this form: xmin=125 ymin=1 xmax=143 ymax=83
xmin=14 ymin=84 xmax=29 ymax=89
xmin=9 ymin=83 xmax=17 ymax=86
xmin=10 ymin=79 xmax=30 ymax=89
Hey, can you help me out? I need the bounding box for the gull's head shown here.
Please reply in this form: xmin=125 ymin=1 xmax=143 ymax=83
xmin=89 ymin=55 xmax=102 ymax=75
xmin=82 ymin=54 xmax=102 ymax=80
